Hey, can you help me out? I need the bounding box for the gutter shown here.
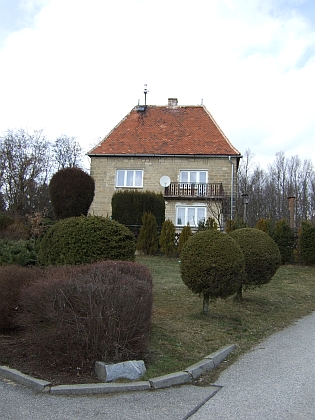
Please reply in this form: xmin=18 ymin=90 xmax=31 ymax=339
xmin=87 ymin=153 xmax=242 ymax=158
xmin=228 ymin=156 xmax=234 ymax=221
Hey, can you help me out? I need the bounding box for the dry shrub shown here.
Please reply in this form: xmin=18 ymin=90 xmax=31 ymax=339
xmin=17 ymin=261 xmax=153 ymax=367
xmin=0 ymin=222 xmax=30 ymax=240
xmin=0 ymin=265 xmax=42 ymax=330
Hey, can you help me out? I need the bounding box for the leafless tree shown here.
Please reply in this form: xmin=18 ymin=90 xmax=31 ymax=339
xmin=236 ymin=150 xmax=314 ymax=228
xmin=0 ymin=129 xmax=51 ymax=217
xmin=52 ymin=135 xmax=83 ymax=170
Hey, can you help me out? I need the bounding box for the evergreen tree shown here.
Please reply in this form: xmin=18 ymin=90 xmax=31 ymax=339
xmin=159 ymin=219 xmax=176 ymax=257
xmin=137 ymin=212 xmax=158 ymax=255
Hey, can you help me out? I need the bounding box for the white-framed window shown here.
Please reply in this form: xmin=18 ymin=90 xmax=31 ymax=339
xmin=116 ymin=170 xmax=143 ymax=187
xmin=176 ymin=206 xmax=206 ymax=227
xmin=180 ymin=170 xmax=207 ymax=184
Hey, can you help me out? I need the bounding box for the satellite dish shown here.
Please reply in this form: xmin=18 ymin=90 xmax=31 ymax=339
xmin=160 ymin=175 xmax=171 ymax=187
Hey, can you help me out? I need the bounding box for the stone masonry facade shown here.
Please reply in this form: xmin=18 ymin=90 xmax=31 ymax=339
xmin=89 ymin=155 xmax=238 ymax=225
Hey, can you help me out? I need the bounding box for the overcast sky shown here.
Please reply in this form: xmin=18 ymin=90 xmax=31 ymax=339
xmin=0 ymin=0 xmax=314 ymax=169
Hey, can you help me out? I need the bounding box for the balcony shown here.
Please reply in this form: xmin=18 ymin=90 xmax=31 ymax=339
xmin=164 ymin=182 xmax=224 ymax=199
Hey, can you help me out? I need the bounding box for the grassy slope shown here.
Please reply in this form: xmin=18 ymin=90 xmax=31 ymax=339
xmin=137 ymin=256 xmax=315 ymax=381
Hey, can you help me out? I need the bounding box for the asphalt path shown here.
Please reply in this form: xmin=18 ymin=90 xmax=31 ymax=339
xmin=190 ymin=311 xmax=315 ymax=420
xmin=1 ymin=311 xmax=315 ymax=420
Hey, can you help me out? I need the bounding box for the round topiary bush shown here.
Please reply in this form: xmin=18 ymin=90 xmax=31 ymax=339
xmin=180 ymin=229 xmax=245 ymax=314
xmin=38 ymin=215 xmax=135 ymax=265
xmin=49 ymin=167 xmax=95 ymax=219
xmin=229 ymin=228 xmax=281 ymax=298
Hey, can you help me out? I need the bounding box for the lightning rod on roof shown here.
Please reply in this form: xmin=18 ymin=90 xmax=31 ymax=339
xmin=144 ymin=84 xmax=149 ymax=106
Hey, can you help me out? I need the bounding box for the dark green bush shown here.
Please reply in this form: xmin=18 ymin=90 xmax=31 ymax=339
xmin=255 ymin=218 xmax=274 ymax=234
xmin=271 ymin=219 xmax=295 ymax=264
xmin=299 ymin=221 xmax=315 ymax=265
xmin=229 ymin=228 xmax=281 ymax=297
xmin=137 ymin=212 xmax=159 ymax=255
xmin=112 ymin=190 xmax=165 ymax=226
xmin=0 ymin=265 xmax=42 ymax=330
xmin=38 ymin=215 xmax=135 ymax=265
xmin=197 ymin=217 xmax=218 ymax=231
xmin=177 ymin=225 xmax=193 ymax=254
xmin=159 ymin=219 xmax=176 ymax=257
xmin=180 ymin=229 xmax=244 ymax=314
xmin=17 ymin=261 xmax=153 ymax=365
xmin=0 ymin=240 xmax=37 ymax=266
xmin=49 ymin=167 xmax=95 ymax=219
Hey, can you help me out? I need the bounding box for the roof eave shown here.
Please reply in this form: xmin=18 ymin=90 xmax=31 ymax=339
xmin=87 ymin=153 xmax=242 ymax=158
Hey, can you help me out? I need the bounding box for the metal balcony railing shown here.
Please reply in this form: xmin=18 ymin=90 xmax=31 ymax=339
xmin=164 ymin=182 xmax=224 ymax=198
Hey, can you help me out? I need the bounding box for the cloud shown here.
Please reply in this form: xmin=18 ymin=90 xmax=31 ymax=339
xmin=0 ymin=0 xmax=314 ymax=168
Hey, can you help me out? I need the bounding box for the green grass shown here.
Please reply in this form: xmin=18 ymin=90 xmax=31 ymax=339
xmin=137 ymin=255 xmax=315 ymax=382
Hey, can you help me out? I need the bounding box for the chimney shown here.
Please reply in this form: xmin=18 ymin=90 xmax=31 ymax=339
xmin=168 ymin=98 xmax=178 ymax=107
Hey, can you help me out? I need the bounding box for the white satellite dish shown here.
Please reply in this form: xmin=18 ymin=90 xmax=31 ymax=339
xmin=160 ymin=175 xmax=171 ymax=187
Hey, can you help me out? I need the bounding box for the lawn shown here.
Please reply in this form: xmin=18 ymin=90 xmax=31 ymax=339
xmin=137 ymin=256 xmax=315 ymax=382
xmin=1 ymin=256 xmax=315 ymax=385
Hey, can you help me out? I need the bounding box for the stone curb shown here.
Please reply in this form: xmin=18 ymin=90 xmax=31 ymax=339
xmin=0 ymin=366 xmax=51 ymax=393
xmin=0 ymin=344 xmax=236 ymax=396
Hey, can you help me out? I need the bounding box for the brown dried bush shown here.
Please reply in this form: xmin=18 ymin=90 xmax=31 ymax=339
xmin=16 ymin=261 xmax=153 ymax=367
xmin=0 ymin=265 xmax=42 ymax=330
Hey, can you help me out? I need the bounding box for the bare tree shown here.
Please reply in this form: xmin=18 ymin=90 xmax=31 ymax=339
xmin=52 ymin=135 xmax=83 ymax=170
xmin=0 ymin=129 xmax=51 ymax=217
xmin=237 ymin=151 xmax=314 ymax=229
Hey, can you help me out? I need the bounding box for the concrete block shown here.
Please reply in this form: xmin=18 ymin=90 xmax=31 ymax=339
xmin=50 ymin=381 xmax=151 ymax=395
xmin=0 ymin=366 xmax=51 ymax=393
xmin=205 ymin=344 xmax=236 ymax=367
xmin=185 ymin=358 xmax=215 ymax=379
xmin=149 ymin=371 xmax=192 ymax=390
xmin=95 ymin=360 xmax=146 ymax=382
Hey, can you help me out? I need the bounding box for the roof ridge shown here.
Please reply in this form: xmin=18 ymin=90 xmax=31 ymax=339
xmin=88 ymin=103 xmax=242 ymax=157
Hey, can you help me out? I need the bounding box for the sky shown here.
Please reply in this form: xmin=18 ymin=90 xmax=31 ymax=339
xmin=0 ymin=0 xmax=314 ymax=170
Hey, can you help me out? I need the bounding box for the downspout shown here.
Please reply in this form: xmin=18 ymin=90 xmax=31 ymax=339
xmin=228 ymin=156 xmax=234 ymax=221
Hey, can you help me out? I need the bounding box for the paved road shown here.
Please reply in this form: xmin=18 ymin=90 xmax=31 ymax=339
xmin=1 ymin=312 xmax=315 ymax=420
xmin=190 ymin=311 xmax=315 ymax=420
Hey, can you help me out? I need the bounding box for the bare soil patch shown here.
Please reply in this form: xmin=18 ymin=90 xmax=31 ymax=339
xmin=0 ymin=331 xmax=98 ymax=385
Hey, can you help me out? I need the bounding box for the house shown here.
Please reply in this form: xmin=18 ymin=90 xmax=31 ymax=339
xmin=88 ymin=98 xmax=242 ymax=229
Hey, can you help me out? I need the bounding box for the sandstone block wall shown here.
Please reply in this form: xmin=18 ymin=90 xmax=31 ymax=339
xmin=89 ymin=155 xmax=238 ymax=223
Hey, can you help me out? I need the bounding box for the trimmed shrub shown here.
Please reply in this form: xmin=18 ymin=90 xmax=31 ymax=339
xmin=177 ymin=224 xmax=193 ymax=254
xmin=0 ymin=240 xmax=37 ymax=266
xmin=49 ymin=167 xmax=95 ymax=219
xmin=38 ymin=215 xmax=135 ymax=265
xmin=299 ymin=221 xmax=315 ymax=265
xmin=137 ymin=212 xmax=159 ymax=255
xmin=229 ymin=228 xmax=281 ymax=298
xmin=180 ymin=229 xmax=245 ymax=314
xmin=0 ymin=265 xmax=42 ymax=330
xmin=16 ymin=261 xmax=153 ymax=365
xmin=271 ymin=219 xmax=295 ymax=264
xmin=112 ymin=190 xmax=165 ymax=226
xmin=159 ymin=219 xmax=176 ymax=257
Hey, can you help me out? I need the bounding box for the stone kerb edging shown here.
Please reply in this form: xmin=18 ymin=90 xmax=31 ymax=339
xmin=0 ymin=344 xmax=236 ymax=396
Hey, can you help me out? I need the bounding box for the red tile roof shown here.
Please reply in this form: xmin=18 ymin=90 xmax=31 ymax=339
xmin=88 ymin=104 xmax=241 ymax=156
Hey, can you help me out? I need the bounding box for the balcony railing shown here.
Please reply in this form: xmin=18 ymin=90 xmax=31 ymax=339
xmin=164 ymin=182 xmax=224 ymax=198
